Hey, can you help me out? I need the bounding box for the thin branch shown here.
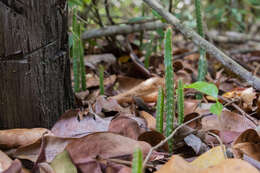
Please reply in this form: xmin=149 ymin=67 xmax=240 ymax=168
xmin=142 ymin=113 xmax=209 ymax=167
xmin=143 ymin=0 xmax=260 ymax=91
xmin=104 ymin=0 xmax=115 ymax=25
xmin=82 ymin=21 xmax=167 ymax=40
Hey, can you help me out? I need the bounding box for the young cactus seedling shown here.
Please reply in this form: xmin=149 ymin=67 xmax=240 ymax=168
xmin=164 ymin=27 xmax=174 ymax=153
xmin=72 ymin=9 xmax=80 ymax=93
xmin=177 ymin=79 xmax=184 ymax=125
xmin=156 ymin=87 xmax=164 ymax=133
xmin=195 ymin=0 xmax=207 ymax=99
xmin=99 ymin=64 xmax=105 ymax=95
xmin=132 ymin=148 xmax=143 ymax=173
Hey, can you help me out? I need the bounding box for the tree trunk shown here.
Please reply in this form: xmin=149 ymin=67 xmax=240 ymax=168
xmin=0 ymin=0 xmax=74 ymax=129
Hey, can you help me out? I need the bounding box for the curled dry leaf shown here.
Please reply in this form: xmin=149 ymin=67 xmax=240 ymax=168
xmin=11 ymin=135 xmax=74 ymax=163
xmin=139 ymin=111 xmax=156 ymax=130
xmin=66 ymin=132 xmax=151 ymax=173
xmin=86 ymin=74 xmax=117 ymax=89
xmin=94 ymin=96 xmax=127 ymax=115
xmin=190 ymin=145 xmax=226 ymax=169
xmin=156 ymin=155 xmax=258 ymax=173
xmin=51 ymin=109 xmax=111 ymax=138
xmin=0 ymin=128 xmax=50 ymax=150
xmin=111 ymin=77 xmax=164 ymax=104
xmin=232 ymin=129 xmax=260 ymax=161
xmin=0 ymin=150 xmax=13 ymax=172
xmin=2 ymin=159 xmax=22 ymax=173
xmin=202 ymin=110 xmax=256 ymax=134
xmin=108 ymin=115 xmax=144 ymax=140
xmin=138 ymin=131 xmax=169 ymax=152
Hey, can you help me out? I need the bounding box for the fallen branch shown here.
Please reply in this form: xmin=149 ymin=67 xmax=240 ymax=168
xmin=208 ymin=30 xmax=260 ymax=43
xmin=82 ymin=21 xmax=167 ymax=40
xmin=143 ymin=0 xmax=260 ymax=90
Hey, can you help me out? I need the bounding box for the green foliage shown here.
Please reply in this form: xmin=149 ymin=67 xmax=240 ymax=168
xmin=72 ymin=9 xmax=87 ymax=92
xmin=177 ymin=79 xmax=184 ymax=125
xmin=132 ymin=148 xmax=143 ymax=173
xmin=164 ymin=27 xmax=174 ymax=153
xmin=185 ymin=81 xmax=218 ymax=98
xmin=185 ymin=81 xmax=223 ymax=116
xmin=195 ymin=0 xmax=207 ymax=99
xmin=72 ymin=9 xmax=80 ymax=93
xmin=156 ymin=87 xmax=164 ymax=133
xmin=99 ymin=65 xmax=105 ymax=95
xmin=210 ymin=100 xmax=223 ymax=116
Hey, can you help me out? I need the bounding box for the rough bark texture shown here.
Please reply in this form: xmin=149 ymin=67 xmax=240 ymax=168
xmin=0 ymin=0 xmax=74 ymax=129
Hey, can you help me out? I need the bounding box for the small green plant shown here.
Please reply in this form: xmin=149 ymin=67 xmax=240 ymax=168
xmin=177 ymin=79 xmax=184 ymax=125
xmin=79 ymin=25 xmax=86 ymax=91
xmin=72 ymin=9 xmax=87 ymax=92
xmin=99 ymin=65 xmax=105 ymax=95
xmin=72 ymin=9 xmax=80 ymax=93
xmin=164 ymin=27 xmax=174 ymax=153
xmin=185 ymin=81 xmax=223 ymax=116
xmin=195 ymin=0 xmax=207 ymax=99
xmin=132 ymin=148 xmax=143 ymax=173
xmin=156 ymin=87 xmax=164 ymax=133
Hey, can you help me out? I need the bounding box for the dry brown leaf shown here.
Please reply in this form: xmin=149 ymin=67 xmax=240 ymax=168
xmin=0 ymin=128 xmax=50 ymax=150
xmin=138 ymin=131 xmax=169 ymax=152
xmin=155 ymin=155 xmax=200 ymax=173
xmin=108 ymin=115 xmax=144 ymax=140
xmin=116 ymin=76 xmax=144 ymax=93
xmin=232 ymin=129 xmax=260 ymax=161
xmin=66 ymin=132 xmax=151 ymax=173
xmin=201 ymin=110 xmax=256 ymax=133
xmin=111 ymin=77 xmax=164 ymax=104
xmin=190 ymin=145 xmax=226 ymax=169
xmin=86 ymin=74 xmax=116 ymax=89
xmin=139 ymin=111 xmax=156 ymax=130
xmin=0 ymin=150 xmax=13 ymax=172
xmin=200 ymin=159 xmax=258 ymax=173
xmin=11 ymin=135 xmax=73 ymax=163
xmin=51 ymin=109 xmax=111 ymax=138
xmin=156 ymin=155 xmax=258 ymax=173
xmin=2 ymin=159 xmax=22 ymax=173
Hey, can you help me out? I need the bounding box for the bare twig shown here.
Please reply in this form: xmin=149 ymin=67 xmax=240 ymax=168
xmin=104 ymin=0 xmax=115 ymax=25
xmin=207 ymin=132 xmax=227 ymax=159
xmin=82 ymin=21 xmax=167 ymax=40
xmin=143 ymin=0 xmax=260 ymax=91
xmin=142 ymin=113 xmax=209 ymax=167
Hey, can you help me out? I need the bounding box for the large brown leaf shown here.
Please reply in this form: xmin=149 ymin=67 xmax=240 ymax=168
xmin=66 ymin=132 xmax=151 ymax=173
xmin=0 ymin=128 xmax=50 ymax=150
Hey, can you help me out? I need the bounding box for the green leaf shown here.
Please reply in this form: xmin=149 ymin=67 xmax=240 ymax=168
xmin=51 ymin=150 xmax=77 ymax=173
xmin=210 ymin=101 xmax=223 ymax=116
xmin=185 ymin=81 xmax=218 ymax=98
xmin=132 ymin=148 xmax=143 ymax=173
xmin=128 ymin=16 xmax=150 ymax=23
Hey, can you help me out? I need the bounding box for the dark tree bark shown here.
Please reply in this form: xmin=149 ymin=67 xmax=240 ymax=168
xmin=0 ymin=0 xmax=74 ymax=129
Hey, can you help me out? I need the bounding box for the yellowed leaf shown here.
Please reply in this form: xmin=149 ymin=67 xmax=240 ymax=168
xmin=191 ymin=145 xmax=226 ymax=169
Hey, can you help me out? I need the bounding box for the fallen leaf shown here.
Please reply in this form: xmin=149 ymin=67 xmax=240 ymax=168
xmin=50 ymin=150 xmax=77 ymax=173
xmin=155 ymin=155 xmax=200 ymax=173
xmin=200 ymin=159 xmax=258 ymax=173
xmin=0 ymin=150 xmax=13 ymax=172
xmin=111 ymin=77 xmax=164 ymax=103
xmin=66 ymin=132 xmax=151 ymax=173
xmin=51 ymin=109 xmax=111 ymax=138
xmin=232 ymin=129 xmax=260 ymax=161
xmin=2 ymin=159 xmax=22 ymax=173
xmin=138 ymin=131 xmax=169 ymax=152
xmin=0 ymin=128 xmax=50 ymax=149
xmin=190 ymin=145 xmax=226 ymax=169
xmin=11 ymin=135 xmax=73 ymax=163
xmin=139 ymin=111 xmax=156 ymax=130
xmin=108 ymin=115 xmax=144 ymax=140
